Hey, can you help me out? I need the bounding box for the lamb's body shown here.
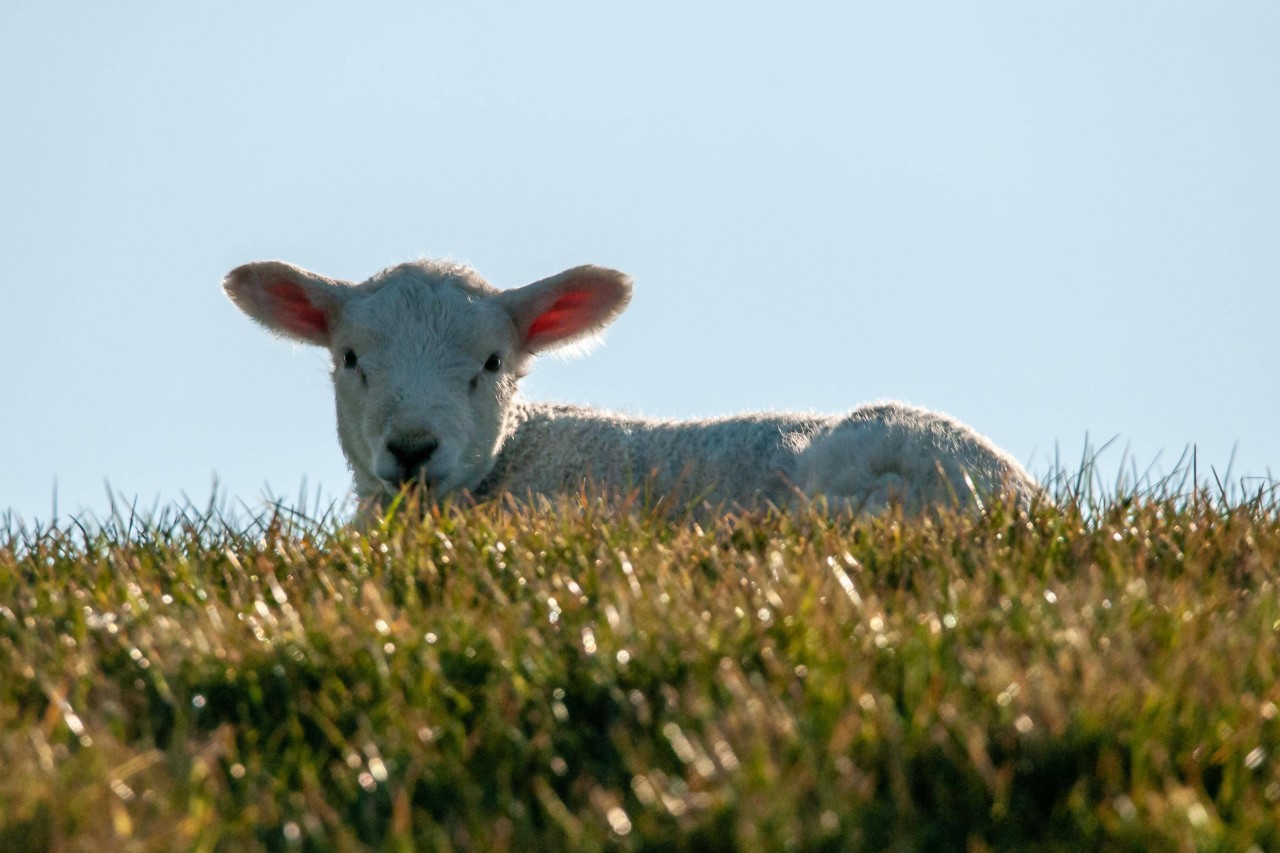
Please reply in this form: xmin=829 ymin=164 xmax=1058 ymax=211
xmin=477 ymin=402 xmax=825 ymax=506
xmin=480 ymin=400 xmax=1036 ymax=512
xmin=223 ymin=256 xmax=1038 ymax=516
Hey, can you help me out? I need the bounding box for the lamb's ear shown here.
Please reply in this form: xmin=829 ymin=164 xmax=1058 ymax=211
xmin=500 ymin=265 xmax=633 ymax=354
xmin=222 ymin=261 xmax=353 ymax=347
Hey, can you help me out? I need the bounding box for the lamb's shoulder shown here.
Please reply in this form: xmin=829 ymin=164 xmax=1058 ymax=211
xmin=478 ymin=401 xmax=639 ymax=498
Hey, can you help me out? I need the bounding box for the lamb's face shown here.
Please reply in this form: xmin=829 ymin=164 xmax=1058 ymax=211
xmin=223 ymin=257 xmax=632 ymax=511
xmin=329 ymin=268 xmax=525 ymax=499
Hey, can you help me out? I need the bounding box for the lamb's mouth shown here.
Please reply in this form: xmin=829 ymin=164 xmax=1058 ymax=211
xmin=380 ymin=472 xmax=445 ymax=498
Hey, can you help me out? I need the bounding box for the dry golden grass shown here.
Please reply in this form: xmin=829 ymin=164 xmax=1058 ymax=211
xmin=2 ymin=487 xmax=1278 ymax=850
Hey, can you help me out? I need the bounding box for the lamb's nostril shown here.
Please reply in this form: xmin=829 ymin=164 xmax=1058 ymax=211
xmin=387 ymin=435 xmax=440 ymax=481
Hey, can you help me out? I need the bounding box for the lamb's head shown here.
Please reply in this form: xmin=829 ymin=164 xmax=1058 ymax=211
xmin=223 ymin=259 xmax=632 ymax=504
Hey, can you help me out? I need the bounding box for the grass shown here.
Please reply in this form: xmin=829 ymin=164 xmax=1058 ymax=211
xmin=2 ymin=480 xmax=1279 ymax=851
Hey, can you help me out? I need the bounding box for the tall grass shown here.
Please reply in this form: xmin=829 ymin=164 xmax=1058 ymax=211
xmin=2 ymin=473 xmax=1278 ymax=850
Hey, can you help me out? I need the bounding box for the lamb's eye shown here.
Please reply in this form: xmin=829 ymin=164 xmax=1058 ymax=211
xmin=342 ymin=349 xmax=358 ymax=369
xmin=484 ymin=353 xmax=502 ymax=372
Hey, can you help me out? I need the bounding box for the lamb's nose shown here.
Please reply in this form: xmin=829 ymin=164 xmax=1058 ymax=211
xmin=387 ymin=435 xmax=439 ymax=481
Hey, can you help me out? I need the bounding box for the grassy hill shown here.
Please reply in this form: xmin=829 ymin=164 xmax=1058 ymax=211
xmin=2 ymin=488 xmax=1278 ymax=851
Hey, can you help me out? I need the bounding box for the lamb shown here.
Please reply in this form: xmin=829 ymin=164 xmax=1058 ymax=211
xmin=223 ymin=258 xmax=1039 ymax=516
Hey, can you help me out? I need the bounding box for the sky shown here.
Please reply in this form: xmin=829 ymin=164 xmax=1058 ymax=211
xmin=2 ymin=2 xmax=1277 ymax=524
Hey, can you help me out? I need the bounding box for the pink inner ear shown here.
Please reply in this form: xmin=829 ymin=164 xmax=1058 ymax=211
xmin=527 ymin=290 xmax=596 ymax=341
xmin=270 ymin=281 xmax=329 ymax=340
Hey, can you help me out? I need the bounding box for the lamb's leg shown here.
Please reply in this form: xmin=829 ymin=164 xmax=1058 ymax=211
xmin=793 ymin=416 xmax=980 ymax=513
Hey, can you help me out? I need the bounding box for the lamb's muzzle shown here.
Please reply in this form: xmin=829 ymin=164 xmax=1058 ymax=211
xmin=383 ymin=433 xmax=440 ymax=485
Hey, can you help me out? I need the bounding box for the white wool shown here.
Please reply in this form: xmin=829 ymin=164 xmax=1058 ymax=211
xmin=224 ymin=258 xmax=1039 ymax=516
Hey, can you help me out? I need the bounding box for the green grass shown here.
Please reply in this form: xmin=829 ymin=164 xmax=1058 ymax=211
xmin=2 ymin=486 xmax=1279 ymax=851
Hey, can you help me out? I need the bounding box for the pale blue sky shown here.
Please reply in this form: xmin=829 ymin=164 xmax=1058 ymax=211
xmin=2 ymin=3 xmax=1277 ymax=522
